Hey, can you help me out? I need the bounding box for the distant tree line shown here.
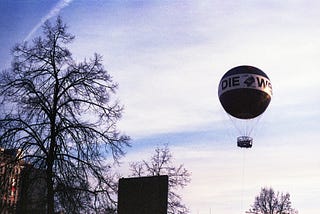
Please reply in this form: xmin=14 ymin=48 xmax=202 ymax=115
xmin=246 ymin=187 xmax=298 ymax=214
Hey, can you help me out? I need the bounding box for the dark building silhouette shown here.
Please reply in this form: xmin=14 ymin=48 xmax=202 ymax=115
xmin=0 ymin=148 xmax=46 ymax=214
xmin=118 ymin=175 xmax=168 ymax=214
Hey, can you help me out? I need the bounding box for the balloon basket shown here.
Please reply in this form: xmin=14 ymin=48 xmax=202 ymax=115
xmin=237 ymin=136 xmax=253 ymax=148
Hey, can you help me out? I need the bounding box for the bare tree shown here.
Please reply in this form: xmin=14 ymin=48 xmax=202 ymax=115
xmin=129 ymin=145 xmax=191 ymax=214
xmin=246 ymin=187 xmax=298 ymax=214
xmin=0 ymin=17 xmax=129 ymax=214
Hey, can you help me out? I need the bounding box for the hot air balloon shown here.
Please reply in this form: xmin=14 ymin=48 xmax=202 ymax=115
xmin=218 ymin=65 xmax=272 ymax=148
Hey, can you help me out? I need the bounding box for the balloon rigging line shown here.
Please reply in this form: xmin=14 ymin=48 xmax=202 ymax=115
xmin=240 ymin=149 xmax=246 ymax=213
xmin=228 ymin=115 xmax=243 ymax=136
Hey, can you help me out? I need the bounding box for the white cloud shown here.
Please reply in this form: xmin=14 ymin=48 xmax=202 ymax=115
xmin=44 ymin=2 xmax=320 ymax=212
xmin=86 ymin=0 xmax=319 ymax=140
xmin=2 ymin=1 xmax=320 ymax=213
xmin=35 ymin=1 xmax=320 ymax=140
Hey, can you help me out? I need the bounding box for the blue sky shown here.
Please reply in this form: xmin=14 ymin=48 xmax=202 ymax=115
xmin=1 ymin=1 xmax=320 ymax=213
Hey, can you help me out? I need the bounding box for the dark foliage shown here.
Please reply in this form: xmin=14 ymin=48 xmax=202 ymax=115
xmin=0 ymin=17 xmax=129 ymax=214
xmin=246 ymin=187 xmax=298 ymax=214
xmin=129 ymin=145 xmax=191 ymax=214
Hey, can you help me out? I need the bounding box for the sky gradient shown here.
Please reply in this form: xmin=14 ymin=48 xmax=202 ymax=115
xmin=1 ymin=1 xmax=320 ymax=213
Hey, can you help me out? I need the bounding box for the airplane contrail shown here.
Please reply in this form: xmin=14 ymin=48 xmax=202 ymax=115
xmin=24 ymin=0 xmax=73 ymax=41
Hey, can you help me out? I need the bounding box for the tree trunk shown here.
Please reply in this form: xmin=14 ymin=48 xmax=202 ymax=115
xmin=46 ymin=163 xmax=54 ymax=214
